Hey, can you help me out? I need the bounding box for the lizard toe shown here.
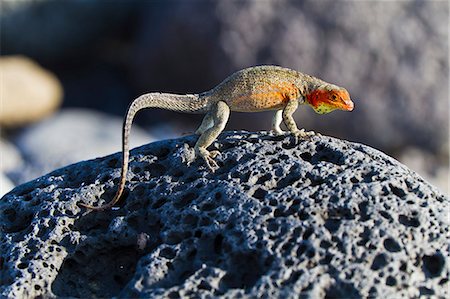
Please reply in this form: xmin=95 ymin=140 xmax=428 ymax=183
xmin=271 ymin=129 xmax=286 ymax=136
xmin=196 ymin=147 xmax=219 ymax=172
xmin=209 ymin=150 xmax=221 ymax=159
xmin=205 ymin=156 xmax=219 ymax=172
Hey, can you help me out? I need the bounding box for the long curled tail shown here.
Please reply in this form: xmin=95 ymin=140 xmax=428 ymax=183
xmin=79 ymin=93 xmax=209 ymax=211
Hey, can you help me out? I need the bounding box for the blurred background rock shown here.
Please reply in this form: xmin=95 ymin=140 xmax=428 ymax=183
xmin=0 ymin=0 xmax=448 ymax=196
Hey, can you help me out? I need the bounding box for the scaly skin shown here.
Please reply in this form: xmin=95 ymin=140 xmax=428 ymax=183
xmin=80 ymin=65 xmax=354 ymax=211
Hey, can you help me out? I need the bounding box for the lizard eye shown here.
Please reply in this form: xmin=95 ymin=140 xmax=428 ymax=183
xmin=331 ymin=94 xmax=338 ymax=101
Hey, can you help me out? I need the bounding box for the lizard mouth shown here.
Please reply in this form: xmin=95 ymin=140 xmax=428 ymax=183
xmin=343 ymin=100 xmax=354 ymax=111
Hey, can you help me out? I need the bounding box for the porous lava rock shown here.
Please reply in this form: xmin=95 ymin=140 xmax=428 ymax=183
xmin=1 ymin=131 xmax=448 ymax=298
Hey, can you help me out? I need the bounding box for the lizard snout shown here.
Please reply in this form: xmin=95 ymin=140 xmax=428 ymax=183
xmin=345 ymin=99 xmax=354 ymax=111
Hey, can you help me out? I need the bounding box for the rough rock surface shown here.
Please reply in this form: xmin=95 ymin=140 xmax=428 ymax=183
xmin=0 ymin=131 xmax=448 ymax=298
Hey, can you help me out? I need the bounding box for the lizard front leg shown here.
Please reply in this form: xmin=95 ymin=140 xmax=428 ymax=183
xmin=194 ymin=101 xmax=230 ymax=171
xmin=282 ymin=100 xmax=315 ymax=141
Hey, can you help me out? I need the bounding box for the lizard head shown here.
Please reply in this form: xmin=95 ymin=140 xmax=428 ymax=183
xmin=306 ymin=85 xmax=354 ymax=114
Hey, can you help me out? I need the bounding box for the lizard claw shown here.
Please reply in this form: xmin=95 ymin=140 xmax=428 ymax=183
xmin=292 ymin=129 xmax=315 ymax=143
xmin=271 ymin=128 xmax=286 ymax=136
xmin=209 ymin=150 xmax=221 ymax=159
xmin=196 ymin=147 xmax=219 ymax=172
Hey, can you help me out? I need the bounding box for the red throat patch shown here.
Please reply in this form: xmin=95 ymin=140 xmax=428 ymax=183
xmin=306 ymin=89 xmax=328 ymax=108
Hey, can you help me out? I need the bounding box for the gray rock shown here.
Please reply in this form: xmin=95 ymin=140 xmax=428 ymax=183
xmin=0 ymin=56 xmax=62 ymax=127
xmin=1 ymin=131 xmax=448 ymax=298
xmin=0 ymin=139 xmax=23 ymax=173
xmin=10 ymin=108 xmax=153 ymax=185
xmin=0 ymin=139 xmax=23 ymax=196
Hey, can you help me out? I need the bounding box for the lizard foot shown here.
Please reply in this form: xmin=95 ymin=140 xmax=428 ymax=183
xmin=292 ymin=129 xmax=315 ymax=143
xmin=196 ymin=147 xmax=220 ymax=172
xmin=271 ymin=128 xmax=287 ymax=136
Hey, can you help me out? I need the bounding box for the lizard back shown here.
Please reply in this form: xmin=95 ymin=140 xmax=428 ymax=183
xmin=205 ymin=65 xmax=315 ymax=112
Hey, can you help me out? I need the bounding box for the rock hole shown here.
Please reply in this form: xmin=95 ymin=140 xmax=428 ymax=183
xmin=324 ymin=280 xmax=361 ymax=299
xmin=269 ymin=158 xmax=279 ymax=164
xmin=268 ymin=135 xmax=285 ymax=142
xmin=98 ymin=173 xmax=111 ymax=184
xmin=363 ymin=170 xmax=378 ymax=183
xmin=383 ymin=238 xmax=401 ymax=252
xmin=214 ymin=234 xmax=224 ymax=254
xmin=358 ymin=201 xmax=370 ymax=221
xmin=107 ymin=158 xmax=119 ymax=168
xmin=324 ymin=218 xmax=341 ymax=233
xmin=398 ymin=214 xmax=420 ymax=228
xmin=419 ymin=287 xmax=434 ymax=296
xmin=132 ymin=166 xmax=141 ymax=173
xmin=320 ymin=253 xmax=333 ymax=265
xmin=273 ymin=208 xmax=285 ymax=217
xmin=3 ymin=208 xmax=16 ymax=223
xmin=151 ymin=147 xmax=170 ymax=159
xmin=311 ymin=146 xmax=345 ymax=165
xmin=306 ymin=173 xmax=325 ymax=187
xmin=166 ymin=232 xmax=183 ymax=245
xmin=300 ymin=152 xmax=312 ymax=162
xmin=296 ymin=242 xmax=307 ymax=256
xmin=152 ymin=197 xmax=168 ymax=209
xmin=379 ymin=211 xmax=392 ymax=221
xmin=201 ymin=202 xmax=216 ymax=211
xmin=167 ymin=291 xmax=180 ymax=298
xmin=371 ymin=253 xmax=388 ymax=270
xmin=385 ymin=276 xmax=396 ymax=286
xmin=350 ymin=177 xmax=359 ymax=183
xmin=422 ymin=252 xmax=445 ymax=278
xmin=298 ymin=210 xmax=309 ymax=220
xmin=276 ymin=173 xmax=302 ymax=189
xmin=260 ymin=206 xmax=271 ymax=215
xmin=173 ymin=192 xmax=198 ymax=209
xmin=389 ymin=184 xmax=406 ymax=198
xmin=252 ymin=188 xmax=267 ymax=200
xmin=267 ymin=220 xmax=279 ymax=232
xmin=160 ymin=247 xmax=177 ymax=259
xmin=256 ymin=173 xmax=272 ymax=184
xmin=302 ymin=227 xmax=314 ymax=240
xmin=148 ymin=163 xmax=166 ymax=177
xmin=3 ymin=210 xmax=33 ymax=233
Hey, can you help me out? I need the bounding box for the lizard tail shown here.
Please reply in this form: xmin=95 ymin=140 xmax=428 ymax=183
xmin=79 ymin=93 xmax=208 ymax=211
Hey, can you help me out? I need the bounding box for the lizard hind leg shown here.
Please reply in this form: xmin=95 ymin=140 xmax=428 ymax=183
xmin=195 ymin=112 xmax=214 ymax=135
xmin=271 ymin=109 xmax=285 ymax=135
xmin=194 ymin=101 xmax=230 ymax=171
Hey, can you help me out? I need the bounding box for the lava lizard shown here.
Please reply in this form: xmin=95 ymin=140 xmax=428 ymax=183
xmin=80 ymin=65 xmax=354 ymax=210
